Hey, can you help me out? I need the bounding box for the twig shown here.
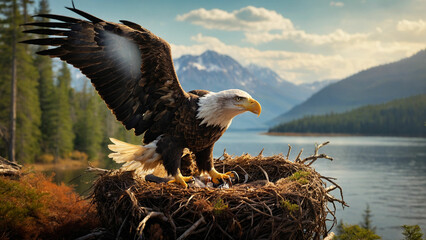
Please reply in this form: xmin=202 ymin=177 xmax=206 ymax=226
xmin=321 ymin=176 xmax=348 ymax=207
xmin=216 ymin=223 xmax=235 ymax=240
xmin=304 ymin=154 xmax=333 ymax=166
xmin=176 ymin=216 xmax=206 ymax=240
xmin=300 ymin=141 xmax=333 ymax=166
xmin=258 ymin=148 xmax=264 ymax=156
xmin=136 ymin=211 xmax=168 ymax=237
xmin=325 ymin=185 xmax=337 ymax=193
xmin=216 ymin=148 xmax=228 ymax=161
xmin=295 ymin=149 xmax=303 ymax=162
xmin=116 ymin=214 xmax=129 ymax=240
xmin=324 ymin=232 xmax=335 ymax=240
xmin=286 ymin=144 xmax=291 ymax=159
xmin=204 ymin=223 xmax=214 ymax=240
xmin=86 ymin=166 xmax=108 ymax=173
xmin=316 ymin=141 xmax=329 ymax=154
xmin=74 ymin=230 xmax=107 ymax=240
xmin=86 ymin=162 xmax=108 ymax=173
xmin=257 ymin=165 xmax=269 ymax=182
xmin=167 ymin=213 xmax=177 ymax=239
xmin=236 ymin=165 xmax=249 ymax=183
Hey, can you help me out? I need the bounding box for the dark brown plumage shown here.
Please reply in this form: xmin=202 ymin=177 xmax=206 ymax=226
xmin=22 ymin=7 xmax=261 ymax=187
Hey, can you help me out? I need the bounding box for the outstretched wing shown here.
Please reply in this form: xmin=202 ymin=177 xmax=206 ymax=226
xmin=22 ymin=7 xmax=189 ymax=135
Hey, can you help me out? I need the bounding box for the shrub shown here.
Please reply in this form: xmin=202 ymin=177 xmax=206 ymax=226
xmin=335 ymin=222 xmax=381 ymax=240
xmin=37 ymin=153 xmax=55 ymax=164
xmin=402 ymin=225 xmax=423 ymax=240
xmin=0 ymin=173 xmax=99 ymax=239
xmin=0 ymin=176 xmax=47 ymax=239
xmin=70 ymin=150 xmax=88 ymax=162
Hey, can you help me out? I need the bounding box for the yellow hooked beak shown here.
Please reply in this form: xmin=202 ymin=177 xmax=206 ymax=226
xmin=239 ymin=98 xmax=262 ymax=116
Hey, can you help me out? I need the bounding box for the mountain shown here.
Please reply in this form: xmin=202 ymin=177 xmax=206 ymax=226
xmin=174 ymin=51 xmax=314 ymax=129
xmin=299 ymin=79 xmax=338 ymax=93
xmin=269 ymin=94 xmax=426 ymax=137
xmin=271 ymin=49 xmax=426 ymax=125
xmin=245 ymin=64 xmax=315 ymax=102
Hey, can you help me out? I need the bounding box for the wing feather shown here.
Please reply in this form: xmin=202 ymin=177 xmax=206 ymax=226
xmin=22 ymin=8 xmax=188 ymax=136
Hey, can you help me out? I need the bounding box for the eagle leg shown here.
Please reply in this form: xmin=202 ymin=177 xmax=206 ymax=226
xmin=208 ymin=168 xmax=239 ymax=186
xmin=168 ymin=169 xmax=194 ymax=188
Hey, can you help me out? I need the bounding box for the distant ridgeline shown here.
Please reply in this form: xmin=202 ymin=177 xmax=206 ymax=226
xmin=269 ymin=94 xmax=426 ymax=137
xmin=270 ymin=49 xmax=426 ymax=125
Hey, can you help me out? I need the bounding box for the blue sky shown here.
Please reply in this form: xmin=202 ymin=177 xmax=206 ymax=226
xmin=48 ymin=0 xmax=426 ymax=84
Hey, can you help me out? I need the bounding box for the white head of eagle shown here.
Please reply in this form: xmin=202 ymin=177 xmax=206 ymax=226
xmin=22 ymin=7 xmax=262 ymax=188
xmin=197 ymin=89 xmax=261 ymax=129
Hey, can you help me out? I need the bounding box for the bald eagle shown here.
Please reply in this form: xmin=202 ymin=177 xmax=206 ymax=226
xmin=22 ymin=7 xmax=261 ymax=187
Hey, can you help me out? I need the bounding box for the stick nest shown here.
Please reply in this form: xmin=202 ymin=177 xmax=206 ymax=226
xmin=92 ymin=142 xmax=346 ymax=240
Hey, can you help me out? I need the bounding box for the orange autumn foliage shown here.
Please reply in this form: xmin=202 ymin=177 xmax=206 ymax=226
xmin=0 ymin=172 xmax=99 ymax=240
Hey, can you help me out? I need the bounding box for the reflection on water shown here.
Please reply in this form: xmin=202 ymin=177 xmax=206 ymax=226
xmin=49 ymin=131 xmax=426 ymax=239
xmin=45 ymin=168 xmax=98 ymax=197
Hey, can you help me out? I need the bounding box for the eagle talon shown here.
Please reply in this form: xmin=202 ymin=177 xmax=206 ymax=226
xmin=209 ymin=169 xmax=239 ymax=187
xmin=228 ymin=171 xmax=239 ymax=183
xmin=168 ymin=170 xmax=194 ymax=188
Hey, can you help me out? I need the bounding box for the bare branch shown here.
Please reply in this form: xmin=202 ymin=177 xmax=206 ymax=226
xmin=74 ymin=229 xmax=108 ymax=240
xmin=286 ymin=144 xmax=292 ymax=159
xmin=176 ymin=216 xmax=206 ymax=240
xmin=295 ymin=148 xmax=303 ymax=162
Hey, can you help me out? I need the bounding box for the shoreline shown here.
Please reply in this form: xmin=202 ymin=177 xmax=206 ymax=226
xmin=263 ymin=132 xmax=357 ymax=137
xmin=24 ymin=160 xmax=90 ymax=172
xmin=263 ymin=132 xmax=425 ymax=138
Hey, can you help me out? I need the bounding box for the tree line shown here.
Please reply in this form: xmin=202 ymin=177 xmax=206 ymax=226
xmin=0 ymin=0 xmax=140 ymax=164
xmin=269 ymin=94 xmax=426 ymax=137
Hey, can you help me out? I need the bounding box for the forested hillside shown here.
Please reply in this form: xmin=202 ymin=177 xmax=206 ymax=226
xmin=272 ymin=49 xmax=426 ymax=125
xmin=0 ymin=0 xmax=140 ymax=164
xmin=269 ymin=95 xmax=426 ymax=137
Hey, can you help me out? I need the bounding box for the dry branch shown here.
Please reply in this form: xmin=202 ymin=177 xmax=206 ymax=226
xmin=0 ymin=155 xmax=21 ymax=176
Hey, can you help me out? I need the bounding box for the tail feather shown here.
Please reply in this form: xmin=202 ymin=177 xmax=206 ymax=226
xmin=108 ymin=138 xmax=143 ymax=163
xmin=108 ymin=138 xmax=162 ymax=172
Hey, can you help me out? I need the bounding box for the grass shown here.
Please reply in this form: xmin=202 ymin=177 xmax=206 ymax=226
xmin=288 ymin=170 xmax=311 ymax=185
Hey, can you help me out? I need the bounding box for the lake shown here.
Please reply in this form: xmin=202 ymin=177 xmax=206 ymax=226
xmin=50 ymin=131 xmax=426 ymax=239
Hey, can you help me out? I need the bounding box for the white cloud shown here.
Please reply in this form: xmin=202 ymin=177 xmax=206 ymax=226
xmin=368 ymin=18 xmax=426 ymax=43
xmin=245 ymin=29 xmax=369 ymax=45
xmin=171 ymin=34 xmax=425 ymax=84
xmin=176 ymin=6 xmax=294 ymax=32
xmin=397 ymin=19 xmax=426 ymax=34
xmin=178 ymin=6 xmax=368 ymax=46
xmin=330 ymin=1 xmax=344 ymax=7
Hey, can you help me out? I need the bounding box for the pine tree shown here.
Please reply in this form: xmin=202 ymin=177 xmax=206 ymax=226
xmin=84 ymin=90 xmax=103 ymax=159
xmin=402 ymin=225 xmax=424 ymax=240
xmin=0 ymin=0 xmax=41 ymax=163
xmin=54 ymin=62 xmax=74 ymax=158
xmin=361 ymin=204 xmax=376 ymax=232
xmin=73 ymin=82 xmax=103 ymax=160
xmin=335 ymin=222 xmax=381 ymax=240
xmin=33 ymin=0 xmax=56 ymax=156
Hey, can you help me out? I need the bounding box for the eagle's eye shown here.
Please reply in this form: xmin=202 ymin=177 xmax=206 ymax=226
xmin=234 ymin=96 xmax=243 ymax=102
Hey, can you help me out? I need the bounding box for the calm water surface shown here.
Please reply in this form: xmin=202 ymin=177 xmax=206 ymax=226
xmin=50 ymin=131 xmax=426 ymax=239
